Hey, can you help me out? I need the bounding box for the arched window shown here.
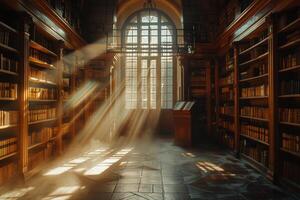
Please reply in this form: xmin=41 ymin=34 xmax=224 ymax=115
xmin=123 ymin=9 xmax=175 ymax=109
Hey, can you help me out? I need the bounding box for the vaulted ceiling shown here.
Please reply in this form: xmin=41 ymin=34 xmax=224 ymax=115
xmin=81 ymin=0 xmax=223 ymax=43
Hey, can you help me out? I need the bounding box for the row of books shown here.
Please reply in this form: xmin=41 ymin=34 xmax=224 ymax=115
xmin=28 ymin=106 xmax=56 ymax=122
xmin=241 ymin=85 xmax=269 ymax=97
xmin=283 ymin=160 xmax=300 ymax=184
xmin=240 ymin=106 xmax=269 ymax=119
xmin=0 ymin=137 xmax=17 ymax=157
xmin=280 ymin=80 xmax=300 ymax=95
xmin=282 ymin=132 xmax=300 ymax=154
xmin=0 ymin=54 xmax=18 ymax=73
xmin=30 ymin=48 xmax=53 ymax=65
xmin=28 ymin=144 xmax=54 ymax=170
xmin=241 ymin=123 xmax=269 ymax=143
xmin=280 ymin=108 xmax=300 ymax=124
xmin=0 ymin=162 xmax=17 ymax=185
xmin=219 ymin=72 xmax=233 ymax=86
xmin=220 ymin=106 xmax=234 ymax=116
xmin=0 ymin=82 xmax=17 ymax=99
xmin=280 ymin=51 xmax=300 ymax=70
xmin=241 ymin=140 xmax=269 ymax=167
xmin=240 ymin=63 xmax=267 ymax=80
xmin=0 ymin=110 xmax=18 ymax=127
xmin=28 ymin=127 xmax=58 ymax=146
xmin=0 ymin=28 xmax=16 ymax=48
xmin=45 ymin=0 xmax=81 ymax=32
xmin=29 ymin=87 xmax=57 ymax=100
xmin=29 ymin=67 xmax=56 ymax=84
xmin=218 ymin=120 xmax=234 ymax=132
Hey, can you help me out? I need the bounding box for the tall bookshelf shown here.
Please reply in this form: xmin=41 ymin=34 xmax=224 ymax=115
xmin=27 ymin=24 xmax=60 ymax=171
xmin=276 ymin=7 xmax=300 ymax=192
xmin=209 ymin=60 xmax=217 ymax=137
xmin=216 ymin=48 xmax=235 ymax=150
xmin=0 ymin=0 xmax=86 ymax=184
xmin=237 ymin=22 xmax=272 ymax=176
xmin=0 ymin=9 xmax=20 ymax=184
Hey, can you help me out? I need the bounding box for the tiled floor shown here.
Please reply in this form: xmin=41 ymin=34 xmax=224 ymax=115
xmin=0 ymin=138 xmax=298 ymax=200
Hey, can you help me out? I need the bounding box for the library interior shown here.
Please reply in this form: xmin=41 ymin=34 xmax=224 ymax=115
xmin=0 ymin=0 xmax=300 ymax=199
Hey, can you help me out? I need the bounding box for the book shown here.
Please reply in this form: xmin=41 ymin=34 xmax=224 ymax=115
xmin=0 ymin=82 xmax=17 ymax=99
xmin=0 ymin=110 xmax=18 ymax=127
xmin=240 ymin=106 xmax=269 ymax=119
xmin=28 ymin=106 xmax=56 ymax=123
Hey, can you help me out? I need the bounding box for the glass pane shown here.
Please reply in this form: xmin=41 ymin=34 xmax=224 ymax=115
xmin=150 ymin=60 xmax=156 ymax=109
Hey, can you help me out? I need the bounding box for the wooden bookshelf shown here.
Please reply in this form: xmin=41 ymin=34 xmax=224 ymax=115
xmin=0 ymin=0 xmax=87 ymax=185
xmin=276 ymin=7 xmax=300 ymax=192
xmin=216 ymin=48 xmax=236 ymax=150
xmin=236 ymin=21 xmax=273 ymax=179
xmin=0 ymin=8 xmax=20 ymax=184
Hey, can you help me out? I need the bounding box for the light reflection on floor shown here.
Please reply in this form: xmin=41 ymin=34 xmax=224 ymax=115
xmin=0 ymin=146 xmax=133 ymax=200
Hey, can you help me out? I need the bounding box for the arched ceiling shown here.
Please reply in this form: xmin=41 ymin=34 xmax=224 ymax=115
xmin=116 ymin=0 xmax=183 ymax=29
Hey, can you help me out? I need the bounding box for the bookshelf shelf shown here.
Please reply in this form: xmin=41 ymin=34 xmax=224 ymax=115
xmin=29 ymin=57 xmax=56 ymax=70
xmin=30 ymin=40 xmax=57 ymax=57
xmin=0 ymin=97 xmax=17 ymax=101
xmin=29 ymin=99 xmax=57 ymax=103
xmin=240 ymin=96 xmax=268 ymax=100
xmin=239 ymin=52 xmax=269 ymax=67
xmin=279 ymin=65 xmax=300 ymax=73
xmin=28 ymin=118 xmax=57 ymax=126
xmin=241 ymin=134 xmax=269 ymax=146
xmin=240 ymin=116 xmax=269 ymax=122
xmin=280 ymin=177 xmax=300 ymax=192
xmin=278 ymin=94 xmax=300 ymax=98
xmin=239 ymin=37 xmax=269 ymax=56
xmin=29 ymin=79 xmax=57 ymax=87
xmin=0 ymin=152 xmax=17 ymax=162
xmin=0 ymin=124 xmax=17 ymax=133
xmin=279 ymin=17 xmax=300 ymax=34
xmin=281 ymin=148 xmax=300 ymax=159
xmin=241 ymin=153 xmax=269 ymax=174
xmin=0 ymin=43 xmax=19 ymax=53
xmin=239 ymin=74 xmax=268 ymax=83
xmin=0 ymin=21 xmax=17 ymax=33
xmin=280 ymin=122 xmax=300 ymax=128
xmin=28 ymin=142 xmax=45 ymax=150
xmin=0 ymin=69 xmax=18 ymax=76
xmin=279 ymin=38 xmax=300 ymax=50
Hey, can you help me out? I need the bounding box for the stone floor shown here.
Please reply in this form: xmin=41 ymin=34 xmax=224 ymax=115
xmin=0 ymin=138 xmax=298 ymax=200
